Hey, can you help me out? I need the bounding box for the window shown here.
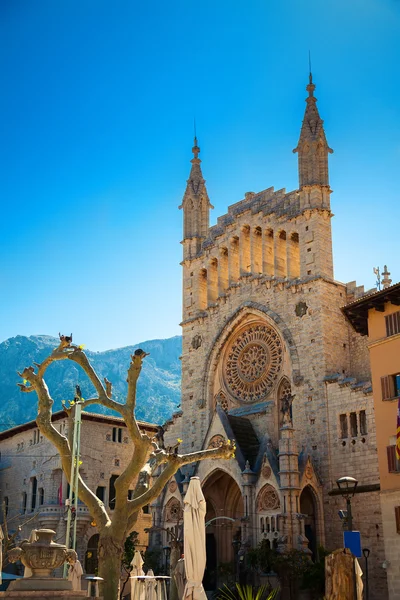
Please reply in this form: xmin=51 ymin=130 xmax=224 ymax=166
xmin=143 ymin=504 xmax=150 ymax=514
xmin=381 ymin=374 xmax=400 ymax=400
xmin=31 ymin=477 xmax=37 ymax=511
xmin=4 ymin=497 xmax=8 ymax=516
xmin=128 ymin=490 xmax=133 ymax=500
xmin=39 ymin=488 xmax=44 ymax=506
xmin=386 ymin=311 xmax=400 ymax=337
xmin=112 ymin=427 xmax=122 ymax=443
xmin=387 ymin=444 xmax=400 ymax=473
xmin=109 ymin=475 xmax=118 ymax=510
xmin=350 ymin=413 xmax=358 ymax=437
xmin=340 ymin=414 xmax=348 ymax=438
xmin=96 ymin=486 xmax=106 ymax=502
xmin=359 ymin=410 xmax=367 ymax=435
xmin=395 ymin=506 xmax=400 ymax=534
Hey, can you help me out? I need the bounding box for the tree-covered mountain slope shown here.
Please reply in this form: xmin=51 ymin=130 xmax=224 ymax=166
xmin=0 ymin=334 xmax=182 ymax=430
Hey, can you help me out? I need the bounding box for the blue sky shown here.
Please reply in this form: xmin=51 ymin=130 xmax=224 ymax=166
xmin=1 ymin=0 xmax=399 ymax=351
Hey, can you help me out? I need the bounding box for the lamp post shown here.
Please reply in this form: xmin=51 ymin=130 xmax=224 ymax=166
xmin=362 ymin=548 xmax=370 ymax=600
xmin=336 ymin=476 xmax=358 ymax=531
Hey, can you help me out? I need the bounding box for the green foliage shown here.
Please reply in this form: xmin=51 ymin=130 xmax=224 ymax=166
xmin=247 ymin=539 xmax=276 ymax=574
xmin=121 ymin=531 xmax=139 ymax=573
xmin=143 ymin=547 xmax=162 ymax=573
xmin=271 ymin=548 xmax=310 ymax=579
xmin=217 ymin=583 xmax=279 ymax=600
xmin=301 ymin=546 xmax=329 ymax=598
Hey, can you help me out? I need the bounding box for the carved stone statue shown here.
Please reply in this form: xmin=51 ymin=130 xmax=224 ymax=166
xmin=281 ymin=393 xmax=295 ymax=425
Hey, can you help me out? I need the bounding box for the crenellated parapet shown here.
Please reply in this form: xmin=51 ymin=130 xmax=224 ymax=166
xmin=181 ymin=182 xmax=334 ymax=319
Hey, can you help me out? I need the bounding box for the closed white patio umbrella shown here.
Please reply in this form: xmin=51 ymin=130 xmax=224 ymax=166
xmin=130 ymin=550 xmax=145 ymax=600
xmin=183 ymin=477 xmax=207 ymax=600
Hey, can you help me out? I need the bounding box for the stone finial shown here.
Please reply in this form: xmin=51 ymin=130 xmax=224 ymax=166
xmin=192 ymin=136 xmax=200 ymax=160
xmin=382 ymin=265 xmax=392 ymax=289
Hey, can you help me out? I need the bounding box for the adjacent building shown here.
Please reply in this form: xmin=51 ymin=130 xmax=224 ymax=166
xmin=343 ymin=279 xmax=400 ymax=600
xmin=0 ymin=411 xmax=157 ymax=574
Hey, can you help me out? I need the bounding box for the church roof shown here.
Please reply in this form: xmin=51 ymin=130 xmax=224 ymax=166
xmin=227 ymin=415 xmax=260 ymax=469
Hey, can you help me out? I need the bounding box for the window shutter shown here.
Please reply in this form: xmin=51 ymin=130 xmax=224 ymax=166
xmin=387 ymin=445 xmax=397 ymax=472
xmin=396 ymin=506 xmax=400 ymax=534
xmin=382 ymin=376 xmax=395 ymax=400
xmin=386 ymin=311 xmax=400 ymax=337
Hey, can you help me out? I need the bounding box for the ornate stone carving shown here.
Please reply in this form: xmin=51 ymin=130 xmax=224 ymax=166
xmin=169 ymin=480 xmax=178 ymax=493
xmin=164 ymin=498 xmax=183 ymax=522
xmin=215 ymin=391 xmax=229 ymax=412
xmin=305 ymin=464 xmax=313 ymax=479
xmin=261 ymin=464 xmax=272 ymax=480
xmin=8 ymin=529 xmax=76 ymax=578
xmin=257 ymin=484 xmax=280 ymax=512
xmin=224 ymin=324 xmax=283 ymax=403
xmin=295 ymin=302 xmax=308 ymax=318
xmin=191 ymin=334 xmax=202 ymax=349
xmin=208 ymin=435 xmax=225 ymax=449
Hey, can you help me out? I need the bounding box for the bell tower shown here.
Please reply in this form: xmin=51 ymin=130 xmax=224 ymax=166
xmin=179 ymin=138 xmax=213 ymax=261
xmin=293 ymin=74 xmax=333 ymax=210
xmin=294 ymin=75 xmax=335 ymax=280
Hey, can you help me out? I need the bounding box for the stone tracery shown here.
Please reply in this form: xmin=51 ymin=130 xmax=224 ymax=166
xmin=164 ymin=498 xmax=183 ymax=522
xmin=257 ymin=484 xmax=280 ymax=512
xmin=224 ymin=324 xmax=283 ymax=402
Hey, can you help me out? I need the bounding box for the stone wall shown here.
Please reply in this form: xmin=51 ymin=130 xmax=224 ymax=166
xmin=325 ymin=380 xmax=388 ymax=600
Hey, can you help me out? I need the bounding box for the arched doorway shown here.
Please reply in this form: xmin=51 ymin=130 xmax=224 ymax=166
xmin=85 ymin=534 xmax=99 ymax=574
xmin=300 ymin=486 xmax=317 ymax=560
xmin=202 ymin=470 xmax=244 ymax=590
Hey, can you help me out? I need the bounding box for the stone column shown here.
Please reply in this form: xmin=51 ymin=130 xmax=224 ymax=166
xmin=278 ymin=422 xmax=302 ymax=551
xmin=241 ymin=462 xmax=257 ymax=547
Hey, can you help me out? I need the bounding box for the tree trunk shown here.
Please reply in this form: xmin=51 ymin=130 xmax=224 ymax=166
xmin=169 ymin=542 xmax=181 ymax=600
xmin=98 ymin=532 xmax=125 ymax=600
xmin=325 ymin=548 xmax=356 ymax=600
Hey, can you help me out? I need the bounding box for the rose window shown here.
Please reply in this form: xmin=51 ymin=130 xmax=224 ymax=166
xmin=165 ymin=499 xmax=182 ymax=522
xmin=208 ymin=435 xmax=225 ymax=449
xmin=224 ymin=324 xmax=283 ymax=402
xmin=257 ymin=484 xmax=280 ymax=512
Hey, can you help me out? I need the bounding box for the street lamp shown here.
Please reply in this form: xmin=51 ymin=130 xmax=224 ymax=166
xmin=362 ymin=548 xmax=370 ymax=600
xmin=336 ymin=476 xmax=358 ymax=531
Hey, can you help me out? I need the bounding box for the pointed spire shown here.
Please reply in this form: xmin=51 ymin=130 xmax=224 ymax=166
xmin=188 ymin=136 xmax=203 ymax=194
xmin=179 ymin=137 xmax=213 ymax=255
xmin=293 ymin=75 xmax=333 ymax=188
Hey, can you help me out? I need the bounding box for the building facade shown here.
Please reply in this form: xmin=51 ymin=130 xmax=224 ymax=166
xmin=154 ymin=76 xmax=389 ymax=598
xmin=0 ymin=411 xmax=157 ymax=575
xmin=343 ymin=280 xmax=400 ymax=600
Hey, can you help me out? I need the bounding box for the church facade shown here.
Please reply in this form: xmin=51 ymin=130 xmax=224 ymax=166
xmin=154 ymin=76 xmax=389 ymax=599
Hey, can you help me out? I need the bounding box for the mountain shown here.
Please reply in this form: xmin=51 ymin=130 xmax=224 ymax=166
xmin=0 ymin=335 xmax=182 ymax=430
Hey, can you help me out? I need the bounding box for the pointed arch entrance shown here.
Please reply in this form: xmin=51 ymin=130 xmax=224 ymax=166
xmin=202 ymin=470 xmax=244 ymax=590
xmin=300 ymin=485 xmax=318 ymax=560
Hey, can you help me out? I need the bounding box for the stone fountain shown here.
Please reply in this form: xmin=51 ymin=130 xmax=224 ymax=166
xmin=2 ymin=528 xmax=87 ymax=599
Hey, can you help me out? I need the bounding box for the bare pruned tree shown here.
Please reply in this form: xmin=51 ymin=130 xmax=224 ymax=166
xmin=17 ymin=336 xmax=234 ymax=599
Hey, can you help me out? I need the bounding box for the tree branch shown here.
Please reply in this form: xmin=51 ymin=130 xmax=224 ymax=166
xmin=128 ymin=441 xmax=235 ymax=515
xmin=18 ymin=366 xmax=110 ymax=530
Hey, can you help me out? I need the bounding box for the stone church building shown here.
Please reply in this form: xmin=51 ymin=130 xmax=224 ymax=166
xmin=153 ymin=76 xmax=389 ymax=599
